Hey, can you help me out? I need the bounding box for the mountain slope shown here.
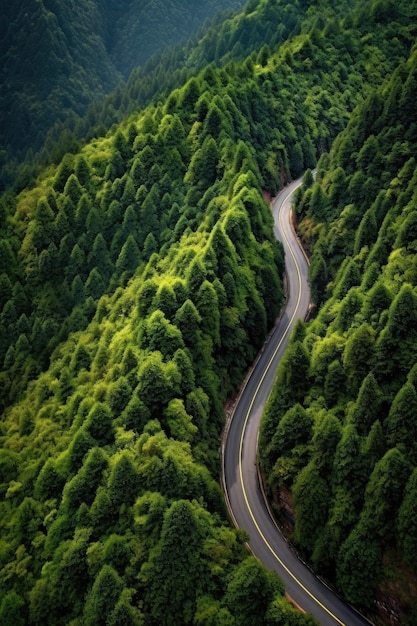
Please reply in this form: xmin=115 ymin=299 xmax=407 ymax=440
xmin=108 ymin=0 xmax=245 ymax=76
xmin=0 ymin=0 xmax=416 ymax=624
xmin=260 ymin=39 xmax=417 ymax=624
xmin=0 ymin=0 xmax=244 ymax=176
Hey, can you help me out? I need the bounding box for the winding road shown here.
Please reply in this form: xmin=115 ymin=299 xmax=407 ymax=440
xmin=222 ymin=178 xmax=372 ymax=626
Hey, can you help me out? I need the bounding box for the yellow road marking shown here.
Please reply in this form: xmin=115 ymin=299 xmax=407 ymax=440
xmin=238 ymin=182 xmax=346 ymax=626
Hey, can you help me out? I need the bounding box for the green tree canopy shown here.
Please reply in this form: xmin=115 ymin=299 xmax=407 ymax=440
xmin=141 ymin=499 xmax=207 ymax=626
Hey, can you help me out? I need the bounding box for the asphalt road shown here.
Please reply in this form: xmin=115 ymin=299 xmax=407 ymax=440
xmin=222 ymin=178 xmax=372 ymax=626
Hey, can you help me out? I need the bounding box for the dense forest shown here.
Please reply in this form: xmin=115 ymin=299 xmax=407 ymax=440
xmin=0 ymin=0 xmax=244 ymax=185
xmin=1 ymin=0 xmax=317 ymax=193
xmin=260 ymin=25 xmax=417 ymax=626
xmin=1 ymin=0 xmax=417 ymax=624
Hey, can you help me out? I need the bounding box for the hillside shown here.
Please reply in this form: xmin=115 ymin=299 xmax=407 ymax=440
xmin=1 ymin=0 xmax=417 ymax=623
xmin=107 ymin=0 xmax=246 ymax=75
xmin=260 ymin=34 xmax=417 ymax=625
xmin=0 ymin=0 xmax=244 ymax=179
xmin=1 ymin=0 xmax=314 ymax=194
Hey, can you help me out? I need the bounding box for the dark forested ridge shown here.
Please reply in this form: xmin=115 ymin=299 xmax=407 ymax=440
xmin=107 ymin=0 xmax=246 ymax=75
xmin=1 ymin=0 xmax=322 ymax=193
xmin=0 ymin=0 xmax=244 ymax=183
xmin=1 ymin=0 xmax=417 ymax=624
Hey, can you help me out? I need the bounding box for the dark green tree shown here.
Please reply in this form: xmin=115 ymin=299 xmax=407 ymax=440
xmin=398 ymin=467 xmax=417 ymax=570
xmin=185 ymin=136 xmax=219 ymax=190
xmin=178 ymin=77 xmax=200 ymax=119
xmin=141 ymin=499 xmax=206 ymax=626
xmin=375 ymin=284 xmax=417 ymax=382
xmin=224 ymin=556 xmax=284 ymax=626
xmin=108 ymin=453 xmax=140 ymax=507
xmin=293 ymin=461 xmax=330 ymax=553
xmin=62 ymin=447 xmax=108 ymax=511
xmin=385 ymin=382 xmax=417 ymax=452
xmin=115 ymin=234 xmax=141 ymax=277
xmin=153 ymin=283 xmax=177 ymax=320
xmin=85 ymin=267 xmax=105 ymax=300
xmin=0 ymin=591 xmax=25 ymax=626
xmin=269 ymin=404 xmax=313 ymax=459
xmin=143 ymin=232 xmax=157 ymax=260
xmin=349 ymin=372 xmax=383 ymax=435
xmin=31 ymin=196 xmax=55 ymax=250
xmin=361 ymin=280 xmax=392 ymax=327
xmin=353 ymin=207 xmax=377 ymax=255
xmin=88 ymin=233 xmax=113 ymax=279
xmin=64 ymin=173 xmax=83 ymax=206
xmin=122 ymin=395 xmax=150 ymax=433
xmin=136 ymin=351 xmax=180 ymax=416
xmin=106 ymin=376 xmax=132 ymax=417
xmin=361 ymin=447 xmax=411 ymax=542
xmin=332 ymin=424 xmax=368 ymax=506
xmin=142 ymin=310 xmax=185 ymax=358
xmin=324 ymin=360 xmax=346 ymax=406
xmin=75 ymin=154 xmax=92 ymax=189
xmin=14 ymin=497 xmax=42 ymax=546
xmin=276 ymin=340 xmax=310 ymax=406
xmin=83 ymin=565 xmax=123 ymax=626
xmin=312 ymin=411 xmax=342 ymax=478
xmin=336 ymin=522 xmax=381 ymax=607
xmin=35 ymin=458 xmax=65 ymax=501
xmin=53 ymin=154 xmax=74 ymax=193
xmin=107 ymin=589 xmax=144 ymax=626
xmin=174 ymin=299 xmax=202 ymax=346
xmin=66 ymin=428 xmax=96 ymax=474
xmin=342 ymin=323 xmax=375 ymax=395
xmin=85 ymin=402 xmax=115 ymax=446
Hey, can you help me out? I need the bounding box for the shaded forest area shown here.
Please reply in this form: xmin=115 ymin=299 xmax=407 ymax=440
xmin=0 ymin=0 xmax=245 ymax=186
xmin=1 ymin=0 xmax=315 ymax=193
xmin=1 ymin=0 xmax=417 ymax=624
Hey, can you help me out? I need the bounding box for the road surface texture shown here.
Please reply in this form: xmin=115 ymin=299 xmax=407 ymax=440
xmin=222 ymin=178 xmax=373 ymax=626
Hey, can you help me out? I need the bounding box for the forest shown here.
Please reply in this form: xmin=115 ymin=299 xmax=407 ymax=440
xmin=1 ymin=0 xmax=417 ymax=624
xmin=259 ymin=17 xmax=417 ymax=624
xmin=0 ymin=0 xmax=245 ymax=187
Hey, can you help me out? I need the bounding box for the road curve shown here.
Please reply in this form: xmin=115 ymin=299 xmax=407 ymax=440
xmin=222 ymin=177 xmax=372 ymax=626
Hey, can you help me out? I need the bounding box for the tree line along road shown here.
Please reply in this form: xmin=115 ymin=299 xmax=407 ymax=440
xmin=222 ymin=176 xmax=373 ymax=626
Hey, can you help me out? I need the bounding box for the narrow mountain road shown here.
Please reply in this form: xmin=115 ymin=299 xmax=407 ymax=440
xmin=222 ymin=178 xmax=372 ymax=626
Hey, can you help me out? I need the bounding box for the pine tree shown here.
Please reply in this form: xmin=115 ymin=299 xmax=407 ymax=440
xmin=141 ymin=500 xmax=206 ymax=626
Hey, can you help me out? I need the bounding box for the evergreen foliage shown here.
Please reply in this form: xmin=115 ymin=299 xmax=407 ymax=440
xmin=1 ymin=0 xmax=417 ymax=623
xmin=260 ymin=19 xmax=417 ymax=621
xmin=0 ymin=0 xmax=245 ymax=187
